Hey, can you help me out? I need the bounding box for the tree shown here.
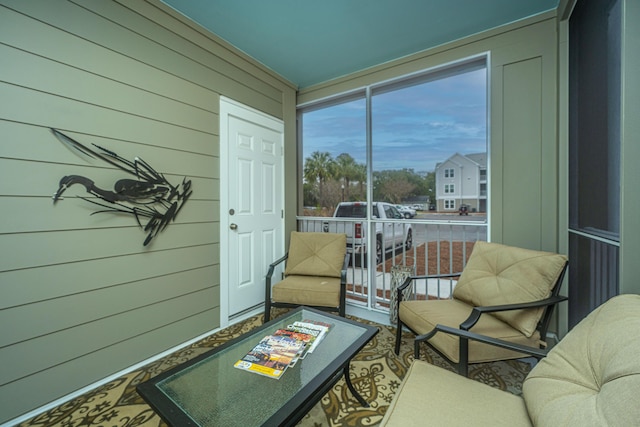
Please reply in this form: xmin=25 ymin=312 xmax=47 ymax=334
xmin=352 ymin=163 xmax=367 ymax=200
xmin=303 ymin=151 xmax=335 ymax=208
xmin=334 ymin=153 xmax=358 ymax=200
xmin=373 ymin=169 xmax=433 ymax=203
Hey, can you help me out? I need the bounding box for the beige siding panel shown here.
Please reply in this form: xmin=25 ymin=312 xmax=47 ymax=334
xmin=2 ymin=0 xmax=282 ymax=118
xmin=0 ymin=265 xmax=218 ymax=349
xmin=0 ymin=121 xmax=216 ymax=173
xmin=0 ymin=120 xmax=220 ymax=182
xmin=1 ymin=247 xmax=219 ymax=308
xmin=0 ymin=223 xmax=218 ymax=272
xmin=0 ymin=45 xmax=215 ymax=134
xmin=0 ymin=159 xmax=216 ymax=197
xmin=0 ymin=288 xmax=218 ymax=385
xmin=0 ymin=83 xmax=216 ymax=156
xmin=0 ymin=197 xmax=217 ymax=234
xmin=502 ymin=58 xmax=543 ymax=248
xmin=0 ymin=306 xmax=219 ymax=420
xmin=0 ymin=5 xmax=217 ymax=113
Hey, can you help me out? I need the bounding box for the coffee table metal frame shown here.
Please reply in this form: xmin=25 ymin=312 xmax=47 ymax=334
xmin=137 ymin=307 xmax=378 ymax=426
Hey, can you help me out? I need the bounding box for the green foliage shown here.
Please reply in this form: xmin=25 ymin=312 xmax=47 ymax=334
xmin=303 ymin=153 xmax=433 ymax=209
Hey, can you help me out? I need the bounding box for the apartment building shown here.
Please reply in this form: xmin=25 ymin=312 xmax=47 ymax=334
xmin=435 ymin=152 xmax=487 ymax=213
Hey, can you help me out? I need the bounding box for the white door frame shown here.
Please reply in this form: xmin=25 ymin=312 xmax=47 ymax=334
xmin=219 ymin=96 xmax=285 ymax=327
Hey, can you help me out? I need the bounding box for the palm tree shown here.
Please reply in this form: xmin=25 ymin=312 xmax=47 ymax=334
xmin=353 ymin=163 xmax=367 ymax=199
xmin=334 ymin=153 xmax=357 ymax=200
xmin=303 ymin=151 xmax=335 ymax=207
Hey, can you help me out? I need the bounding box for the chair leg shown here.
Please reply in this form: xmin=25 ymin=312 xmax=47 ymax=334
xmin=395 ymin=320 xmax=403 ymax=355
xmin=458 ymin=337 xmax=469 ymax=377
xmin=264 ymin=301 xmax=271 ymax=323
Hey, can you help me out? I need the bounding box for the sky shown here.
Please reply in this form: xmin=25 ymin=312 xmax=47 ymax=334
xmin=302 ymin=67 xmax=487 ymax=173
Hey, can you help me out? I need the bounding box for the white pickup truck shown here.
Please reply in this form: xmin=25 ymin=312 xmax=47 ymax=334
xmin=323 ymin=202 xmax=413 ymax=266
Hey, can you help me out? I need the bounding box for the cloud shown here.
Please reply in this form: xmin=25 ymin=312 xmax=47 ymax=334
xmin=302 ymin=68 xmax=486 ymax=172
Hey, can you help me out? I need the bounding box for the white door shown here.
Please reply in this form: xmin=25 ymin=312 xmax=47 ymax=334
xmin=220 ymin=98 xmax=284 ymax=322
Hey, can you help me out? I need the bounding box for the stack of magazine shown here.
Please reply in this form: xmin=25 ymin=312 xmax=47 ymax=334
xmin=234 ymin=319 xmax=332 ymax=379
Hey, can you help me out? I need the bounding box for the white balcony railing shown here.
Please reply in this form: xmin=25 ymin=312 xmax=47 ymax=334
xmin=297 ymin=216 xmax=487 ymax=313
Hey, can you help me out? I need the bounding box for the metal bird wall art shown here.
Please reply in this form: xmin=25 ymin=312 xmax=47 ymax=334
xmin=51 ymin=128 xmax=193 ymax=246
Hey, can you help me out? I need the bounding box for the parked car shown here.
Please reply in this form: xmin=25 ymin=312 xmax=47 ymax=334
xmin=323 ymin=201 xmax=413 ymax=266
xmin=395 ymin=205 xmax=416 ymax=219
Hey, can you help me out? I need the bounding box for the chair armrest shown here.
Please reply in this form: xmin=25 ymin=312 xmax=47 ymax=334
xmin=414 ymin=324 xmax=549 ymax=360
xmin=397 ymin=273 xmax=462 ymax=293
xmin=266 ymin=253 xmax=288 ymax=281
xmin=460 ymin=295 xmax=568 ymax=330
xmin=265 ymin=252 xmax=289 ymax=305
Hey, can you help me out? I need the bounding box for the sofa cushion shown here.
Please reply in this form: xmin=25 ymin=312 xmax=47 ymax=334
xmin=284 ymin=232 xmax=346 ymax=278
xmin=272 ymin=275 xmax=341 ymax=307
xmin=453 ymin=241 xmax=567 ymax=337
xmin=380 ymin=360 xmax=532 ymax=427
xmin=400 ymin=299 xmax=540 ymax=363
xmin=522 ymin=294 xmax=640 ymax=426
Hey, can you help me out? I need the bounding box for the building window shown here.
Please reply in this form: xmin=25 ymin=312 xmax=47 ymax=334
xmin=444 ymin=168 xmax=454 ymax=178
xmin=444 ymin=184 xmax=454 ymax=194
xmin=444 ymin=199 xmax=455 ymax=209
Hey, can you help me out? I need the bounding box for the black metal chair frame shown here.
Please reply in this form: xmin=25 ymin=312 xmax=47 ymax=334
xmin=394 ymin=261 xmax=568 ymax=377
xmin=264 ymin=252 xmax=350 ymax=322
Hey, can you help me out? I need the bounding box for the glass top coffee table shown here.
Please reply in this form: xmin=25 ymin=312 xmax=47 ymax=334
xmin=137 ymin=307 xmax=378 ymax=426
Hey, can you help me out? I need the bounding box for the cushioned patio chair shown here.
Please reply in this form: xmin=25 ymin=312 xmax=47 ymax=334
xmin=394 ymin=241 xmax=568 ymax=376
xmin=264 ymin=231 xmax=349 ymax=322
xmin=381 ymin=294 xmax=640 ymax=426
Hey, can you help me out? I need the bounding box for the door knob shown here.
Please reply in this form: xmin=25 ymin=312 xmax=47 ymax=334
xmin=230 ymin=223 xmax=238 ymax=230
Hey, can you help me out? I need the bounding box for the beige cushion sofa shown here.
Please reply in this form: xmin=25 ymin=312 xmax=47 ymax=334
xmin=381 ymin=294 xmax=640 ymax=426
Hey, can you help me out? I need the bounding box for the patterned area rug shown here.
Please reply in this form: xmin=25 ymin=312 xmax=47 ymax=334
xmin=19 ymin=311 xmax=531 ymax=427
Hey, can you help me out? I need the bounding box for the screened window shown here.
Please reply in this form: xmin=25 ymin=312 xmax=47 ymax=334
xmin=298 ymin=56 xmax=487 ymax=216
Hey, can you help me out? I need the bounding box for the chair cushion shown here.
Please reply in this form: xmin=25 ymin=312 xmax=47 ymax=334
xmin=523 ymin=294 xmax=640 ymax=426
xmin=272 ymin=275 xmax=341 ymax=308
xmin=452 ymin=241 xmax=567 ymax=337
xmin=380 ymin=360 xmax=532 ymax=427
xmin=400 ymin=299 xmax=540 ymax=363
xmin=284 ymin=232 xmax=346 ymax=278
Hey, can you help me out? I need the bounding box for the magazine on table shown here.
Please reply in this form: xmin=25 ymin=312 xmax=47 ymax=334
xmin=234 ymin=334 xmax=306 ymax=379
xmin=272 ymin=328 xmax=315 ymax=360
xmin=234 ymin=319 xmax=334 ymax=379
xmin=289 ymin=319 xmax=333 ymax=353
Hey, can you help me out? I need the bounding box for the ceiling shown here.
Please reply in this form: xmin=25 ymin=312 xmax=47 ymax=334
xmin=161 ymin=0 xmax=559 ymax=89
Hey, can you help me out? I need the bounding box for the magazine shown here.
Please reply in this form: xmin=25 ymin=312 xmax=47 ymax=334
xmin=272 ymin=328 xmax=315 ymax=360
xmin=234 ymin=334 xmax=306 ymax=379
xmin=290 ymin=320 xmax=332 ymax=353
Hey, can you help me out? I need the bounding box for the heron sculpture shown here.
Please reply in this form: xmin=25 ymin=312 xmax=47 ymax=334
xmin=51 ymin=128 xmax=192 ymax=246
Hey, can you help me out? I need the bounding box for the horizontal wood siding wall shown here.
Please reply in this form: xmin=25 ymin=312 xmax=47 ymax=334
xmin=0 ymin=0 xmax=295 ymax=422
